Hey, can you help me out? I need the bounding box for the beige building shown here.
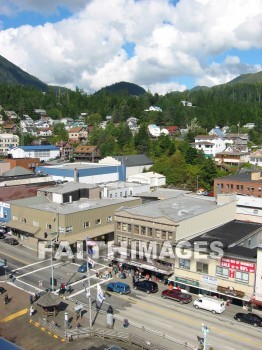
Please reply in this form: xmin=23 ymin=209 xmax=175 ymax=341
xmin=6 ymin=182 xmax=141 ymax=247
xmin=0 ymin=133 xmax=19 ymax=156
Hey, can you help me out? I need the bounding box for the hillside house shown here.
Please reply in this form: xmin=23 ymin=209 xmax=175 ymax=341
xmin=68 ymin=126 xmax=88 ymax=143
xmin=73 ymin=145 xmax=100 ymax=162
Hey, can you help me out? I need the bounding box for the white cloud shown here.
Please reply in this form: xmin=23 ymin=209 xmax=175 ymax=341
xmin=0 ymin=0 xmax=261 ymax=94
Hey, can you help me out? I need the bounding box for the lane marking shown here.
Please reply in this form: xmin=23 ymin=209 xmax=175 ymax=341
xmin=153 ymin=320 xmax=172 ymax=328
xmin=13 ymin=259 xmax=51 ymax=271
xmin=16 ymin=262 xmax=63 ymax=278
xmin=0 ymin=251 xmax=30 ymax=265
xmin=0 ymin=308 xmax=28 ymax=323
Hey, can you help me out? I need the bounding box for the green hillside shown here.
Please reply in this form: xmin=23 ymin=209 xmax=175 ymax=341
xmin=0 ymin=54 xmax=48 ymax=91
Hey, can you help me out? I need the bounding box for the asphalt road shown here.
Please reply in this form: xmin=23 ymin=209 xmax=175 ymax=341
xmin=1 ymin=240 xmax=262 ymax=350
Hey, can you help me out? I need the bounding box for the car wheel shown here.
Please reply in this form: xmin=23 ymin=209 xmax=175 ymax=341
xmin=134 ymin=286 xmax=137 ymax=290
xmin=119 ymin=292 xmax=123 ymax=295
xmin=212 ymin=310 xmax=216 ymax=314
xmin=162 ymin=295 xmax=166 ymax=299
xmin=146 ymin=290 xmax=150 ymax=294
xmin=194 ymin=305 xmax=199 ymax=309
xmin=237 ymin=318 xmax=241 ymax=322
xmin=253 ymin=323 xmax=258 ymax=327
xmin=179 ymin=301 xmax=184 ymax=305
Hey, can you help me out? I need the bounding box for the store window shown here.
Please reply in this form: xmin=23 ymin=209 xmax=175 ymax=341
xmin=179 ymin=258 xmax=190 ymax=270
xmin=216 ymin=266 xmax=228 ymax=277
xmin=196 ymin=262 xmax=208 ymax=274
xmin=235 ymin=271 xmax=249 ymax=284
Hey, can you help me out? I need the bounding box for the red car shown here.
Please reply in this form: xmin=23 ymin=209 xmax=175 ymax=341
xmin=161 ymin=289 xmax=192 ymax=304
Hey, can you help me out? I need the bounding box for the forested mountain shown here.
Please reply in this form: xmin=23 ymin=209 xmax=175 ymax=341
xmin=0 ymin=55 xmax=48 ymax=91
xmin=95 ymin=81 xmax=146 ymax=96
xmin=226 ymin=71 xmax=262 ymax=85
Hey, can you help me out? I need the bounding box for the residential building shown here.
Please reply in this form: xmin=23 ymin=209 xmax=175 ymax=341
xmin=0 ymin=134 xmax=19 ymax=156
xmin=2 ymin=122 xmax=17 ymax=133
xmin=249 ymin=149 xmax=262 ymax=167
xmin=214 ymin=171 xmax=262 ymax=198
xmin=56 ymin=141 xmax=74 ymax=160
xmin=191 ymin=135 xmax=226 ymax=158
xmin=127 ymin=172 xmax=166 ymax=188
xmin=165 ymin=126 xmax=180 ymax=136
xmin=214 ymin=146 xmax=249 ymax=168
xmin=19 ymin=145 xmax=60 ymax=162
xmin=73 ymin=145 xmax=100 ymax=162
xmin=68 ymin=126 xmax=88 ymax=143
xmin=223 ymin=133 xmax=249 ymax=153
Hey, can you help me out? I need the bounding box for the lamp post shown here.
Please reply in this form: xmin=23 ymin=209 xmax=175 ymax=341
xmin=196 ymin=175 xmax=199 ymax=192
xmin=201 ymin=323 xmax=210 ymax=350
xmin=85 ymin=237 xmax=93 ymax=329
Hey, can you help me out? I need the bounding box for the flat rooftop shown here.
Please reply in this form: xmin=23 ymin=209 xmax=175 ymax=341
xmin=39 ymin=162 xmax=115 ymax=170
xmin=9 ymin=196 xmax=139 ymax=215
xmin=116 ymin=194 xmax=218 ymax=221
xmin=38 ymin=181 xmax=98 ymax=194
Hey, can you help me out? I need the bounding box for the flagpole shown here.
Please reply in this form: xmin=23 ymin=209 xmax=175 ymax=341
xmin=86 ymin=238 xmax=92 ymax=328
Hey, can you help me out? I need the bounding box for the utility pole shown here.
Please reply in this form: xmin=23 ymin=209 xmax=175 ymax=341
xmin=201 ymin=323 xmax=210 ymax=350
xmin=86 ymin=238 xmax=92 ymax=328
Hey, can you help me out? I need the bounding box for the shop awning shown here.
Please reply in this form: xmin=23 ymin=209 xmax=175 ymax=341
xmin=6 ymin=220 xmax=40 ymax=235
xmin=168 ymin=276 xmax=250 ymax=301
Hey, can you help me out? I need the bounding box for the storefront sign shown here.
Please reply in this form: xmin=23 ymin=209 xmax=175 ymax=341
xmin=175 ymin=277 xmax=199 ymax=287
xmin=220 ymin=258 xmax=255 ymax=273
xmin=201 ymin=275 xmax=218 ymax=285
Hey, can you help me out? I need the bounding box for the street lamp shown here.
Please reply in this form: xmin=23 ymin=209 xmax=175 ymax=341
xmin=201 ymin=323 xmax=210 ymax=350
xmin=196 ymin=175 xmax=199 ymax=192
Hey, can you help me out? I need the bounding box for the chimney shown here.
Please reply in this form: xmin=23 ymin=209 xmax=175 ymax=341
xmin=74 ymin=168 xmax=79 ymax=182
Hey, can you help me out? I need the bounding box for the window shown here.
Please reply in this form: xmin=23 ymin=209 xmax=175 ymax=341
xmin=21 ymin=217 xmax=26 ymax=224
xmin=168 ymin=232 xmax=173 ymax=240
xmin=3 ymin=211 xmax=7 ymax=219
xmin=127 ymin=224 xmax=131 ymax=233
xmin=141 ymin=226 xmax=146 ymax=235
xmin=84 ymin=221 xmax=90 ymax=228
xmin=235 ymin=271 xmax=249 ymax=284
xmin=247 ymin=186 xmax=250 ymax=192
xmin=106 ymin=216 xmax=113 ymax=223
xmin=196 ymin=262 xmax=208 ymax=274
xmin=66 ymin=226 xmax=72 ymax=232
xmin=46 ymin=224 xmax=52 ymax=229
xmin=117 ymin=222 xmax=121 ymax=230
xmin=134 ymin=225 xmax=139 ymax=234
xmin=155 ymin=230 xmax=161 ymax=239
xmin=147 ymin=227 xmax=153 ymax=237
xmin=230 ymin=184 xmax=233 ymax=189
xmin=95 ymin=219 xmax=101 ymax=226
xmin=122 ymin=223 xmax=127 ymax=231
xmin=216 ymin=266 xmax=228 ymax=277
xmin=251 ymin=187 xmax=254 ymax=192
xmin=240 ymin=185 xmax=243 ymax=190
xmin=161 ymin=231 xmax=167 ymax=240
xmin=179 ymin=259 xmax=190 ymax=270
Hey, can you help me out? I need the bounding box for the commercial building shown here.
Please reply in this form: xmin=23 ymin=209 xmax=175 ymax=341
xmin=214 ymin=171 xmax=262 ymax=197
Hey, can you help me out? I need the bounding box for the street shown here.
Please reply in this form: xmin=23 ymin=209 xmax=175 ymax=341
xmin=1 ymin=241 xmax=262 ymax=350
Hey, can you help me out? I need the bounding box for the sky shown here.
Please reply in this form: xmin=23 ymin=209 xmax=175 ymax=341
xmin=0 ymin=0 xmax=261 ymax=95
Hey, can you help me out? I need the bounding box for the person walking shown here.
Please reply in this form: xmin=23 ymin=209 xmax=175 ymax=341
xmin=4 ymin=294 xmax=9 ymax=304
xmin=30 ymin=295 xmax=34 ymax=304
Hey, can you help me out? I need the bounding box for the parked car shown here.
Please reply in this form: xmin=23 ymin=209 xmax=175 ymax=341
xmin=161 ymin=289 xmax=192 ymax=304
xmin=3 ymin=237 xmax=19 ymax=245
xmin=193 ymin=296 xmax=225 ymax=314
xmin=234 ymin=313 xmax=262 ymax=327
xmin=77 ymin=261 xmax=92 ymax=273
xmin=0 ymin=232 xmax=6 ymax=239
xmin=0 ymin=286 xmax=6 ymax=294
xmin=107 ymin=282 xmax=131 ymax=295
xmin=133 ymin=280 xmax=158 ymax=294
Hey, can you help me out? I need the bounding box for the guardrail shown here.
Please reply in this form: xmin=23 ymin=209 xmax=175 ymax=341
xmin=65 ymin=327 xmax=195 ymax=349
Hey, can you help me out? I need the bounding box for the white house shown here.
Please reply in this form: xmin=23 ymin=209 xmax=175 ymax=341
xmin=249 ymin=149 xmax=262 ymax=167
xmin=192 ymin=135 xmax=226 ymax=158
xmin=127 ymin=171 xmax=166 ymax=188
xmin=20 ymin=145 xmax=60 ymax=162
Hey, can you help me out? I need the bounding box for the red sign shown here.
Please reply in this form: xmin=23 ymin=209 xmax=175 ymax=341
xmin=229 ymin=269 xmax=235 ymax=278
xmin=220 ymin=257 xmax=255 ymax=273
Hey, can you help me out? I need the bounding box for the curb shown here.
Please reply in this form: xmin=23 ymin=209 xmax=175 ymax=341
xmin=29 ymin=319 xmax=65 ymax=342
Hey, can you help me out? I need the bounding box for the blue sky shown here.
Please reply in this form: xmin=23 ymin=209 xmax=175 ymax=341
xmin=0 ymin=0 xmax=261 ymax=94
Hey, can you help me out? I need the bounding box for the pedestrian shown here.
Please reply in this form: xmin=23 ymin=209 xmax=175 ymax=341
xmin=29 ymin=305 xmax=35 ymax=316
xmin=123 ymin=319 xmax=129 ymax=328
xmin=30 ymin=295 xmax=34 ymax=304
xmin=4 ymin=294 xmax=9 ymax=304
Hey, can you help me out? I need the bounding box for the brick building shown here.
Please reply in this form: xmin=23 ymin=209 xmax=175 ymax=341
xmin=214 ymin=171 xmax=262 ymax=198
